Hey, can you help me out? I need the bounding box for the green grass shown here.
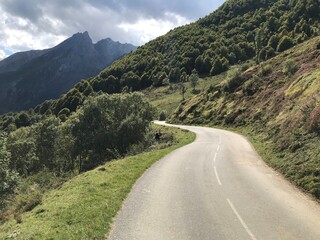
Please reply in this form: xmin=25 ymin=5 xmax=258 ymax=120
xmin=0 ymin=125 xmax=195 ymax=240
xmin=145 ymin=73 xmax=226 ymax=117
xmin=162 ymin=37 xmax=320 ymax=199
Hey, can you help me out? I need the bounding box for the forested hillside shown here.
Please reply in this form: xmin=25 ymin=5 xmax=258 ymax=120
xmin=171 ymin=37 xmax=320 ymax=198
xmin=1 ymin=0 xmax=320 ymax=223
xmin=1 ymin=0 xmax=319 ymax=132
xmin=0 ymin=93 xmax=155 ymax=215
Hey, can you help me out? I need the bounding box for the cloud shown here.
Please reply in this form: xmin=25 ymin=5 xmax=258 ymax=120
xmin=0 ymin=49 xmax=7 ymax=60
xmin=118 ymin=12 xmax=189 ymax=44
xmin=0 ymin=0 xmax=225 ymax=54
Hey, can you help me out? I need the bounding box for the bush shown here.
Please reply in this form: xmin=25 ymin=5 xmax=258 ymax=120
xmin=240 ymin=62 xmax=251 ymax=72
xmin=14 ymin=184 xmax=42 ymax=214
xmin=159 ymin=111 xmax=167 ymax=121
xmin=210 ymin=57 xmax=229 ymax=76
xmin=308 ymin=106 xmax=320 ymax=134
xmin=71 ymin=93 xmax=155 ymax=172
xmin=243 ymin=75 xmax=260 ymax=96
xmin=283 ymin=59 xmax=297 ymax=76
xmin=259 ymin=46 xmax=275 ymax=61
xmin=260 ymin=64 xmax=272 ymax=76
xmin=277 ymin=36 xmax=294 ymax=52
xmin=316 ymin=41 xmax=320 ymax=50
xmin=221 ymin=68 xmax=242 ymax=92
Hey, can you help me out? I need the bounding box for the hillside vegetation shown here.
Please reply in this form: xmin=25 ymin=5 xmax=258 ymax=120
xmin=0 ymin=93 xmax=155 ymax=217
xmin=0 ymin=0 xmax=320 ymax=228
xmin=0 ymin=125 xmax=195 ymax=239
xmin=171 ymin=37 xmax=320 ymax=198
xmin=1 ymin=0 xmax=320 ymax=131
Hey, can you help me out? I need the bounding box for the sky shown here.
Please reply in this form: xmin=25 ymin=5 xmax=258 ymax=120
xmin=0 ymin=0 xmax=225 ymax=60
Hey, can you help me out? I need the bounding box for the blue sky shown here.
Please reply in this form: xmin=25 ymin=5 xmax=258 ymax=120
xmin=0 ymin=0 xmax=225 ymax=59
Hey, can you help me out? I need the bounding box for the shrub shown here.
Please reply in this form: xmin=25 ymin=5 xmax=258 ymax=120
xmin=277 ymin=36 xmax=294 ymax=52
xmin=308 ymin=106 xmax=320 ymax=134
xmin=283 ymin=59 xmax=297 ymax=77
xmin=240 ymin=62 xmax=251 ymax=72
xmin=316 ymin=41 xmax=320 ymax=50
xmin=268 ymin=34 xmax=281 ymax=49
xmin=159 ymin=111 xmax=167 ymax=121
xmin=221 ymin=68 xmax=242 ymax=92
xmin=189 ymin=70 xmax=199 ymax=92
xmin=243 ymin=75 xmax=260 ymax=96
xmin=210 ymin=57 xmax=229 ymax=76
xmin=260 ymin=64 xmax=272 ymax=76
xmin=14 ymin=184 xmax=42 ymax=214
xmin=259 ymin=46 xmax=276 ymax=61
xmin=71 ymin=93 xmax=155 ymax=172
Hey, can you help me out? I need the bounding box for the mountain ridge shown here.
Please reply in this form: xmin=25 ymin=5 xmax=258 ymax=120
xmin=0 ymin=32 xmax=136 ymax=114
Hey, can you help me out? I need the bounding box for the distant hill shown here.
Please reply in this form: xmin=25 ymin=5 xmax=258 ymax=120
xmin=0 ymin=32 xmax=136 ymax=114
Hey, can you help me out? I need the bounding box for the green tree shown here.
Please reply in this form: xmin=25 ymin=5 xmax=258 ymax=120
xmin=189 ymin=69 xmax=199 ymax=93
xmin=169 ymin=68 xmax=181 ymax=83
xmin=71 ymin=93 xmax=155 ymax=172
xmin=179 ymin=82 xmax=186 ymax=101
xmin=56 ymin=120 xmax=75 ymax=172
xmin=180 ymin=72 xmax=189 ymax=83
xmin=34 ymin=116 xmax=60 ymax=172
xmin=268 ymin=35 xmax=281 ymax=50
xmin=7 ymin=127 xmax=38 ymax=176
xmin=120 ymin=71 xmax=141 ymax=91
xmin=15 ymin=112 xmax=31 ymax=128
xmin=259 ymin=46 xmax=275 ymax=61
xmin=58 ymin=108 xmax=71 ymax=122
xmin=0 ymin=133 xmax=18 ymax=205
xmin=210 ymin=57 xmax=229 ymax=76
xmin=277 ymin=36 xmax=294 ymax=52
xmin=195 ymin=55 xmax=211 ymax=74
xmin=255 ymin=28 xmax=264 ymax=63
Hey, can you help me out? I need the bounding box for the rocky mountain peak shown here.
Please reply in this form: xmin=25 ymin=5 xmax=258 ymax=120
xmin=0 ymin=32 xmax=136 ymax=114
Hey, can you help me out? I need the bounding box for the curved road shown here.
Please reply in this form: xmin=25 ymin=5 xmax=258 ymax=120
xmin=107 ymin=122 xmax=320 ymax=240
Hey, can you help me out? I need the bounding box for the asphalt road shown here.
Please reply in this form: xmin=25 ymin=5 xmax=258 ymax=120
xmin=107 ymin=122 xmax=320 ymax=240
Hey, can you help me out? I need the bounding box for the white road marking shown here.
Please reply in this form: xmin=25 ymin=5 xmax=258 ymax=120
xmin=214 ymin=166 xmax=222 ymax=186
xmin=227 ymin=198 xmax=257 ymax=240
xmin=217 ymin=145 xmax=220 ymax=152
xmin=213 ymin=152 xmax=217 ymax=163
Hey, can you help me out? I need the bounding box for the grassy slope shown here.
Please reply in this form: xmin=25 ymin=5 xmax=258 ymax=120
xmin=144 ymin=71 xmax=228 ymax=116
xmin=149 ymin=37 xmax=320 ymax=199
xmin=0 ymin=125 xmax=195 ymax=239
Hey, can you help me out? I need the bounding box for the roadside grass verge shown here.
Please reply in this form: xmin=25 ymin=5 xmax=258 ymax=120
xmin=0 ymin=125 xmax=195 ymax=240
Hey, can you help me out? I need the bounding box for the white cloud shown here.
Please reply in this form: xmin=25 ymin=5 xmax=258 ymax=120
xmin=118 ymin=12 xmax=189 ymax=44
xmin=0 ymin=49 xmax=7 ymax=60
xmin=0 ymin=10 xmax=67 ymax=52
xmin=0 ymin=0 xmax=226 ymax=54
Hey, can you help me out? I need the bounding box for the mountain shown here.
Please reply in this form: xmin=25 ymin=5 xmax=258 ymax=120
xmin=0 ymin=49 xmax=50 ymax=73
xmin=170 ymin=36 xmax=320 ymax=198
xmin=0 ymin=0 xmax=320 ymax=228
xmin=0 ymin=32 xmax=136 ymax=114
xmin=14 ymin=0 xmax=316 ymax=198
xmin=95 ymin=0 xmax=320 ymax=89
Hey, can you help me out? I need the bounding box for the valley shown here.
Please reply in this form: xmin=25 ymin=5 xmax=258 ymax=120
xmin=0 ymin=0 xmax=320 ymax=239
